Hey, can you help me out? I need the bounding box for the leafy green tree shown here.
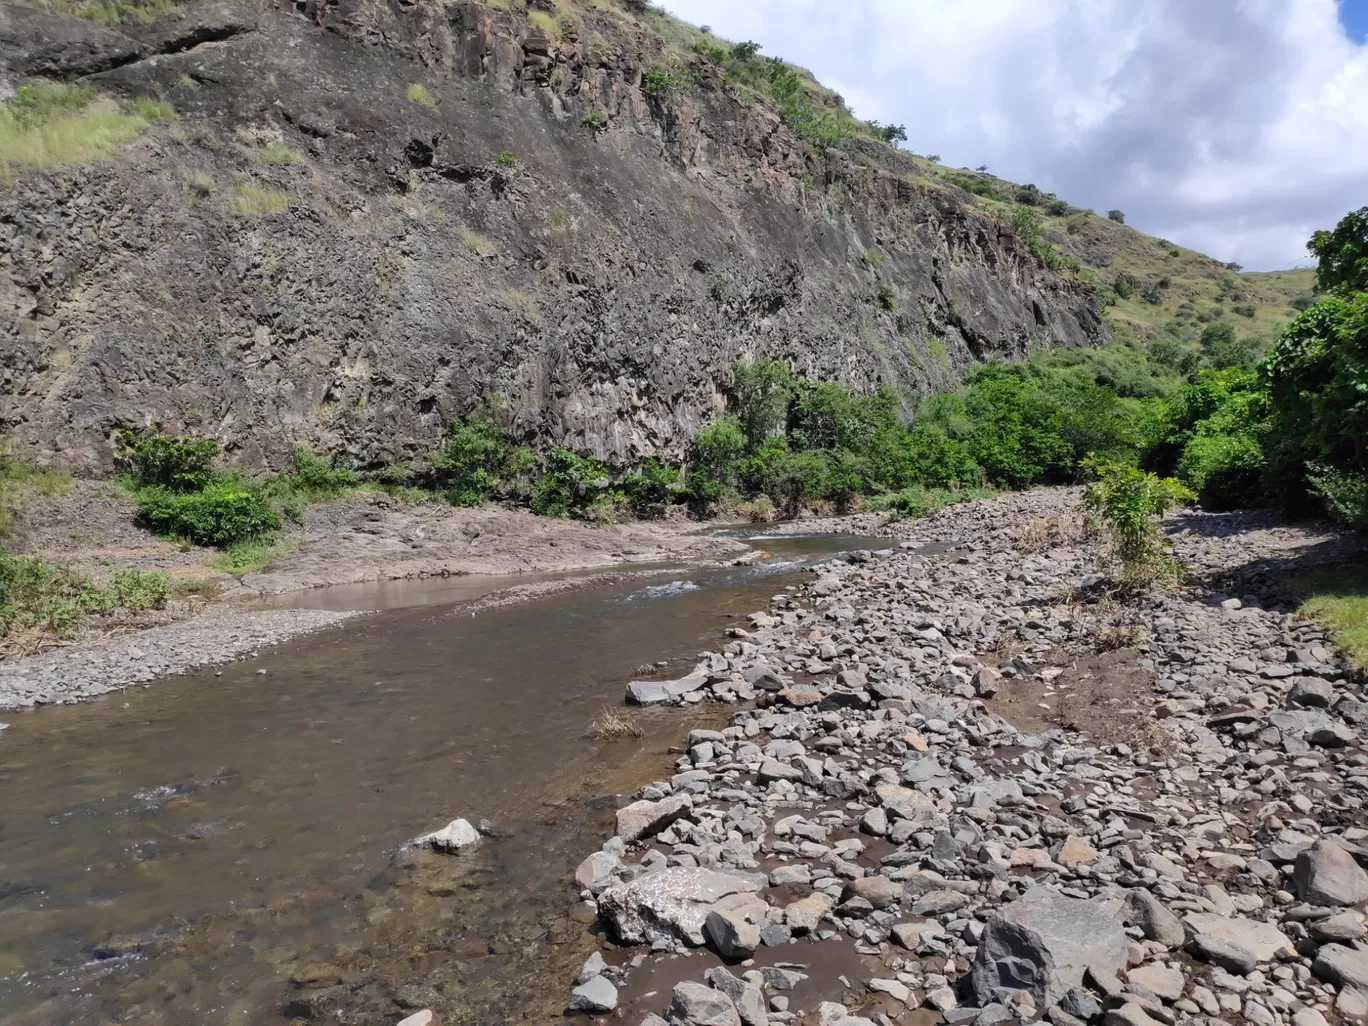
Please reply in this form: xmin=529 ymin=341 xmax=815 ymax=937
xmin=431 ymin=405 xmax=536 ymax=506
xmin=729 ymin=358 xmax=793 ymax=448
xmin=623 ymin=458 xmax=685 ymax=519
xmin=758 ymin=445 xmax=829 ymax=518
xmin=530 ymin=446 xmax=610 ymax=517
xmin=1309 ymin=206 xmax=1368 ymax=294
xmin=1107 ymin=209 xmax=1125 ymax=224
xmin=114 ymin=428 xmax=219 ymax=491
xmin=1199 ymin=322 xmax=1258 ymax=369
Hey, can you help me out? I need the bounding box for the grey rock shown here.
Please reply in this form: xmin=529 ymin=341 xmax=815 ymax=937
xmin=1125 ymin=964 xmax=1184 ymax=1002
xmin=1181 ymin=912 xmax=1293 ymax=962
xmin=1295 ymin=840 xmax=1368 ymax=907
xmin=1313 ymin=942 xmax=1368 ymax=991
xmin=626 ymin=680 xmax=673 ymax=705
xmin=616 ymin=794 xmax=691 ymax=844
xmin=971 ymin=885 xmax=1129 ymax=1008
xmin=704 ymin=967 xmax=768 ymax=1026
xmin=843 ymin=876 xmax=904 ymax=910
xmin=411 ymin=817 xmax=480 ymax=853
xmin=598 ymin=867 xmax=764 ymax=946
xmin=1126 ymin=889 xmax=1185 ymax=949
xmin=704 ymin=894 xmax=768 ymax=959
xmin=670 ymin=981 xmax=741 ymax=1026
xmin=1186 ymin=934 xmax=1256 ymax=975
xmin=567 ymin=976 xmax=618 ymax=1014
xmin=576 ymin=951 xmax=606 ymax=984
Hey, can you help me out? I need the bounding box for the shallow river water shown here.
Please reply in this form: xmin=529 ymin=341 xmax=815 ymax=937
xmin=0 ymin=533 xmax=886 ymax=1026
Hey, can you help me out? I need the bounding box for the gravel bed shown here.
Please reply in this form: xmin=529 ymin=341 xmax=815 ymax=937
xmin=0 ymin=609 xmax=363 ymax=711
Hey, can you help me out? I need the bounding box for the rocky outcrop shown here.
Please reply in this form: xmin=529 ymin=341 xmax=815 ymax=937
xmin=0 ymin=0 xmax=1107 ymax=473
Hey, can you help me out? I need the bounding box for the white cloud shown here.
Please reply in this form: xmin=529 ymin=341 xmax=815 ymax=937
xmin=659 ymin=0 xmax=1368 ymax=270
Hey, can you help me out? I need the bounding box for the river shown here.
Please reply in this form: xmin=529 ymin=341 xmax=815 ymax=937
xmin=0 ymin=532 xmax=888 ymax=1026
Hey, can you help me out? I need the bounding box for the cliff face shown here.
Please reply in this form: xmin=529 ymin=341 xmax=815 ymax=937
xmin=0 ymin=0 xmax=1108 ymax=473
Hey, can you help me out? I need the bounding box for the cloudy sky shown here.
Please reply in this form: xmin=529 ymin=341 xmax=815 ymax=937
xmin=660 ymin=0 xmax=1368 ymax=271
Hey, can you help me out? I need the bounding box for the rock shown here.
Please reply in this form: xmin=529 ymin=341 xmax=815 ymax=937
xmin=1057 ymin=836 xmax=1097 ymax=867
xmin=396 ymin=1012 xmax=440 ymax=1026
xmin=598 ymin=868 xmax=764 ymax=946
xmin=577 ymin=951 xmax=606 ymax=984
xmin=670 ymin=981 xmax=741 ymax=1026
xmin=892 ymin=921 xmax=943 ymax=949
xmin=1126 ymin=890 xmax=1186 ymax=949
xmin=1294 ymin=840 xmax=1368 ymax=907
xmin=757 ymin=758 xmax=805 ymax=783
xmin=784 ymin=892 xmax=836 ymax=934
xmin=778 ymin=687 xmax=823 ymax=708
xmin=843 ymin=876 xmax=904 ymax=910
xmin=704 ymin=893 xmax=769 ymax=959
xmin=626 ymin=680 xmax=673 ymax=705
xmin=869 ymin=979 xmax=910 ymax=1003
xmin=575 ymin=851 xmax=620 ymax=893
xmin=926 ymin=986 xmax=958 ymax=1011
xmin=913 ymin=889 xmax=970 ymax=916
xmin=412 ymin=818 xmax=481 ymax=853
xmin=1310 ymin=911 xmax=1367 ymax=943
xmin=971 ymin=885 xmax=1129 ymax=1008
xmin=1125 ymin=964 xmax=1184 ymax=1002
xmin=1186 ymin=934 xmax=1256 ymax=975
xmin=974 ymin=667 xmax=1002 ymax=698
xmin=1313 ymin=943 xmax=1368 ymax=991
xmin=568 ymin=976 xmax=618 ymax=1014
xmin=1288 ymin=678 xmax=1335 ymax=708
xmin=1104 ymin=1004 xmax=1164 ymax=1026
xmin=859 ymin=807 xmax=889 ymax=836
xmin=704 ymin=967 xmax=768 ymax=1026
xmin=616 ymin=794 xmax=691 ymax=843
xmin=1293 ymin=1009 xmax=1330 ymax=1026
xmin=1181 ymin=912 xmax=1293 ymax=963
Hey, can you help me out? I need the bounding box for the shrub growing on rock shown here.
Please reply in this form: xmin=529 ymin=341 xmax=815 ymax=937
xmin=115 ymin=428 xmax=219 ymax=491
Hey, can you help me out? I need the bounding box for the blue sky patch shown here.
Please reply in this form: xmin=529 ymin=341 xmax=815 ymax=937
xmin=1341 ymin=0 xmax=1368 ymax=42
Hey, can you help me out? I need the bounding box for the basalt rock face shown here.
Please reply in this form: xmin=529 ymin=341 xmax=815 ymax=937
xmin=0 ymin=0 xmax=1107 ymax=473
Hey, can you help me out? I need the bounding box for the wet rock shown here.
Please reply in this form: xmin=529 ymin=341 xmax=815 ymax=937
xmin=704 ymin=967 xmax=768 ymax=1026
xmin=598 ymin=868 xmax=764 ymax=946
xmin=617 ymin=794 xmax=691 ymax=844
xmin=971 ymin=885 xmax=1129 ymax=1008
xmin=1294 ymin=840 xmax=1368 ymax=907
xmin=670 ymin=981 xmax=741 ymax=1026
xmin=627 ymin=680 xmax=673 ymax=705
xmin=568 ymin=975 xmax=618 ymax=1013
xmin=411 ymin=818 xmax=481 ymax=853
xmin=704 ymin=893 xmax=769 ymax=959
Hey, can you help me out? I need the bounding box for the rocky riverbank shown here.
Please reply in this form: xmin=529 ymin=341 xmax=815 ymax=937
xmin=550 ymin=488 xmax=1368 ymax=1026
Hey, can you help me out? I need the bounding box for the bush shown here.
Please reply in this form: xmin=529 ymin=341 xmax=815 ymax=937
xmin=0 ymin=546 xmax=168 ymax=648
xmin=137 ymin=483 xmax=281 ymax=547
xmin=496 ymin=150 xmax=517 ymax=167
xmin=115 ymin=427 xmax=220 ymax=491
xmin=1107 ymin=209 xmax=1125 ymax=224
xmin=689 ymin=418 xmax=747 ymax=506
xmin=758 ymin=445 xmax=829 ymax=518
xmin=623 ymin=458 xmax=684 ymax=519
xmin=430 ymin=405 xmax=536 ymax=506
xmin=877 ymin=285 xmax=897 ymax=311
xmin=1177 ymin=431 xmax=1265 ymax=510
xmin=531 ymin=446 xmax=610 ymax=518
xmin=866 ymin=485 xmax=981 ymax=521
xmin=273 ymin=445 xmax=355 ymax=502
xmin=1082 ymin=460 xmax=1194 ymax=590
xmin=730 ymin=358 xmax=793 ymax=448
xmin=1307 ymin=464 xmax=1368 ymax=530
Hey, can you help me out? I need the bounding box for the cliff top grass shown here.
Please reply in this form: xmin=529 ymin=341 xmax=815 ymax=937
xmin=9 ymin=0 xmax=179 ymax=25
xmin=0 ymin=80 xmax=171 ymax=180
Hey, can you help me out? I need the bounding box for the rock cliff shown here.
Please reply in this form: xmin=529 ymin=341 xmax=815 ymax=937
xmin=0 ymin=0 xmax=1107 ymax=472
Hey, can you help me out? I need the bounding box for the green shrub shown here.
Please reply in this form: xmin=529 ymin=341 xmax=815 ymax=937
xmin=531 ymin=446 xmax=610 ymax=517
xmin=623 ymin=458 xmax=685 ymax=518
xmin=137 ymin=483 xmax=281 ymax=547
xmin=1082 ymin=460 xmax=1194 ymax=590
xmin=1306 ymin=463 xmax=1368 ymax=530
xmin=867 ymin=485 xmax=984 ymax=522
xmin=115 ymin=427 xmax=220 ymax=491
xmin=689 ymin=417 xmax=747 ymax=506
xmin=758 ymin=445 xmax=829 ymax=518
xmin=1177 ymin=431 xmax=1265 ymax=510
xmin=0 ymin=546 xmax=168 ymax=646
xmin=642 ymin=66 xmax=676 ymax=96
xmin=730 ymin=358 xmax=793 ymax=448
xmin=496 ymin=150 xmax=517 ymax=167
xmin=430 ymin=406 xmax=536 ymax=507
xmin=1107 ymin=209 xmax=1125 ymax=224
xmin=877 ymin=285 xmax=897 ymax=311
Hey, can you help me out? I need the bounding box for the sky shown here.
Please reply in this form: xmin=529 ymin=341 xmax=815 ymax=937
xmin=659 ymin=0 xmax=1368 ymax=271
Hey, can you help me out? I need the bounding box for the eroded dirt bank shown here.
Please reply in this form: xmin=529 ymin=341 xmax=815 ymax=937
xmin=549 ymin=488 xmax=1368 ymax=1026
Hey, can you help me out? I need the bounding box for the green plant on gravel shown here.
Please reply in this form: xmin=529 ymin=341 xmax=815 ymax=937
xmin=207 ymin=535 xmax=301 ymax=578
xmin=1082 ymin=459 xmax=1195 ymax=590
xmin=0 ymin=545 xmax=168 ymax=652
xmin=136 ymin=482 xmax=281 ymax=548
xmin=866 ymin=485 xmax=989 ymax=522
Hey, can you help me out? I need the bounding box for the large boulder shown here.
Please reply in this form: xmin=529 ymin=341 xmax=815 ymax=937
xmin=971 ymin=885 xmax=1128 ymax=1008
xmin=1126 ymin=889 xmax=1185 ymax=948
xmin=704 ymin=893 xmax=769 ymax=959
xmin=1295 ymin=840 xmax=1368 ymax=908
xmin=597 ymin=867 xmax=765 ymax=946
xmin=616 ymin=794 xmax=691 ymax=844
xmin=0 ymin=4 xmax=145 ymax=85
xmin=1182 ymin=913 xmax=1294 ymax=964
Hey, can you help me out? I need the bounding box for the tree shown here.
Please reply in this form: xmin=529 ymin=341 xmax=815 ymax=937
xmin=729 ymin=358 xmax=793 ymax=448
xmin=1308 ymin=205 xmax=1368 ymax=295
xmin=975 ymin=164 xmax=989 ymax=172
xmin=866 ymin=120 xmax=906 ymax=145
xmin=925 ymin=153 xmax=941 ymax=163
xmin=1107 ymin=209 xmax=1126 ymax=224
xmin=1199 ymin=322 xmax=1257 ymax=369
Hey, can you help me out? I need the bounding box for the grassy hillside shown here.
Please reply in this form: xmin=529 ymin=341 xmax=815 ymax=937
xmin=883 ymin=160 xmax=1315 ymax=357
